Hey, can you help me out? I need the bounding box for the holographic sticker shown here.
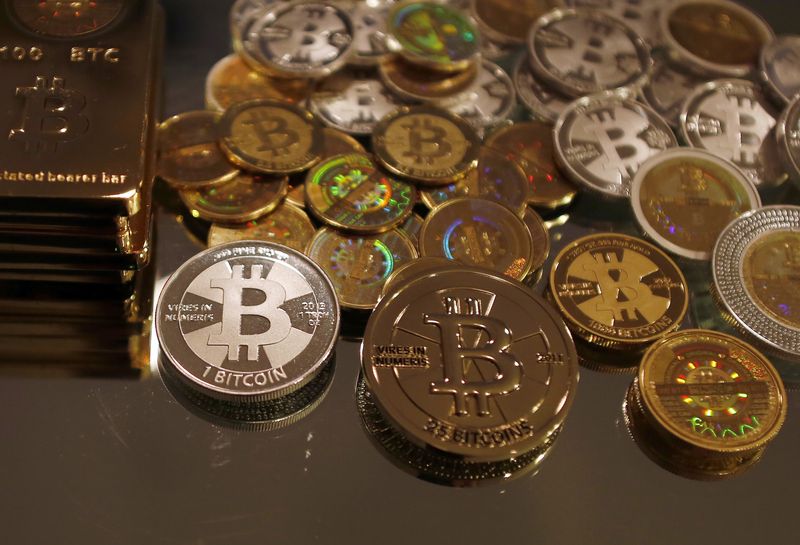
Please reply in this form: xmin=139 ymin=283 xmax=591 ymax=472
xmin=181 ymin=173 xmax=288 ymax=223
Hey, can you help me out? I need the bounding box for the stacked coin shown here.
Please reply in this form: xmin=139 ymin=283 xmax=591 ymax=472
xmin=155 ymin=241 xmax=340 ymax=430
xmin=360 ymin=267 xmax=579 ymax=485
xmin=624 ymin=330 xmax=787 ymax=480
xmin=0 ymin=0 xmax=162 ymax=376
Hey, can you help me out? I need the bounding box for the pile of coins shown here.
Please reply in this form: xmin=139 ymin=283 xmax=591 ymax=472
xmin=155 ymin=0 xmax=800 ymax=482
xmin=0 ymin=0 xmax=162 ymax=376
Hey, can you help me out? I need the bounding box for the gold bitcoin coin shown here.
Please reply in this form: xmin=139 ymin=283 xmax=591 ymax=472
xmin=207 ymin=203 xmax=316 ymax=252
xmin=306 ymin=227 xmax=418 ymax=310
xmin=398 ymin=212 xmax=424 ymax=249
xmin=218 ymin=99 xmax=323 ymax=175
xmin=522 ymin=207 xmax=551 ymax=275
xmin=661 ymin=0 xmax=774 ymax=77
xmin=157 ymin=111 xmax=239 ymax=189
xmin=180 ymin=172 xmax=289 ymax=223
xmin=419 ymin=197 xmax=534 ymax=280
xmin=549 ymin=233 xmax=689 ymax=350
xmin=380 ymin=256 xmax=455 ymax=298
xmin=471 ymin=0 xmax=562 ymax=44
xmin=379 ymin=54 xmax=479 ymax=102
xmin=373 ymin=105 xmax=480 ymax=185
xmin=485 ymin=122 xmax=578 ymax=209
xmin=306 ymin=154 xmax=417 ymax=234
xmin=420 ymin=147 xmax=529 ymax=216
xmin=285 ymin=182 xmax=306 ymax=209
xmin=320 ymin=127 xmax=367 ymax=156
xmin=387 ymin=1 xmax=481 ymax=73
xmin=205 ymin=54 xmax=311 ymax=112
xmin=638 ymin=330 xmax=787 ymax=456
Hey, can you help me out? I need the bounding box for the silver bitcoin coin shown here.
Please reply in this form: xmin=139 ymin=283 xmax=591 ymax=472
xmin=238 ymin=2 xmax=355 ymax=79
xmin=680 ymin=79 xmax=787 ymax=188
xmin=760 ymin=35 xmax=800 ymax=106
xmin=640 ymin=49 xmax=708 ymax=130
xmin=513 ymin=55 xmax=571 ymax=123
xmin=777 ymin=95 xmax=800 ymax=187
xmin=444 ymin=60 xmax=516 ymax=132
xmin=564 ymin=0 xmax=671 ymax=46
xmin=527 ymin=9 xmax=652 ymax=98
xmin=712 ymin=206 xmax=800 ymax=362
xmin=554 ymin=92 xmax=678 ymax=199
xmin=156 ymin=241 xmax=340 ymax=403
xmin=342 ymin=0 xmax=395 ymax=66
xmin=310 ymin=68 xmax=406 ymax=136
xmin=230 ymin=0 xmax=272 ymax=27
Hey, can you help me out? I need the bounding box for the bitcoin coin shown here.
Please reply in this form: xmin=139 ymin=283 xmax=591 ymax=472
xmin=512 ymin=56 xmax=572 ymax=124
xmin=419 ymin=197 xmax=534 ymax=280
xmin=420 ymin=147 xmax=529 ymax=216
xmin=712 ymin=206 xmax=800 ymax=362
xmin=205 ymin=54 xmax=310 ymax=112
xmin=320 ymin=127 xmax=367 ymax=156
xmin=180 ymin=172 xmax=288 ymax=223
xmin=478 ymin=32 xmax=518 ymax=61
xmin=362 ymin=267 xmax=579 ymax=462
xmin=306 ymin=227 xmax=418 ymax=310
xmin=484 ymin=121 xmax=578 ymax=209
xmin=218 ymin=100 xmax=323 ymax=175
xmin=760 ymin=36 xmax=800 ymax=105
xmin=386 ymin=1 xmax=480 ymax=73
xmin=343 ymin=0 xmax=394 ymax=66
xmin=680 ymin=79 xmax=786 ymax=188
xmin=379 ymin=54 xmax=479 ymax=103
xmin=522 ymin=207 xmax=551 ymax=275
xmin=157 ymin=111 xmax=239 ymax=189
xmin=305 ymin=154 xmax=416 ymax=234
xmin=564 ymin=0 xmax=671 ymax=46
xmin=660 ymin=0 xmax=774 ymax=78
xmin=777 ymin=96 xmax=800 ymax=187
xmin=285 ymin=182 xmax=306 ymax=209
xmin=445 ymin=61 xmax=516 ymax=132
xmin=381 ymin=256 xmax=455 ymax=298
xmin=399 ymin=213 xmax=424 ymax=248
xmin=11 ymin=0 xmax=124 ymax=37
xmin=637 ymin=330 xmax=787 ymax=456
xmin=641 ymin=50 xmax=708 ymax=130
xmin=471 ymin=0 xmax=562 ymax=45
xmin=631 ymin=149 xmax=761 ymax=261
xmin=555 ymin=93 xmax=677 ymax=199
xmin=550 ymin=233 xmax=689 ymax=350
xmin=156 ymin=241 xmax=340 ymax=402
xmin=527 ymin=9 xmax=652 ymax=98
xmin=373 ymin=105 xmax=480 ymax=185
xmin=207 ymin=203 xmax=316 ymax=252
xmin=310 ymin=69 xmax=407 ymax=136
xmin=236 ymin=2 xmax=355 ymax=79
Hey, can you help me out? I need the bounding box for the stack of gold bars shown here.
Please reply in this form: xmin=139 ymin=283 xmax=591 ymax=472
xmin=0 ymin=0 xmax=163 ymax=377
xmin=153 ymin=0 xmax=799 ymax=485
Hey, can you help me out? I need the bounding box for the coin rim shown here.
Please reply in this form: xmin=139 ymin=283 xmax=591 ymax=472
xmin=179 ymin=173 xmax=289 ymax=223
xmin=759 ymin=35 xmax=800 ymax=106
xmin=206 ymin=202 xmax=316 ymax=250
xmin=776 ymin=95 xmax=800 ymax=186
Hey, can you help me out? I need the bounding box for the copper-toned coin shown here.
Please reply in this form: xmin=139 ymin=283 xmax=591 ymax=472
xmin=218 ymin=99 xmax=323 ymax=175
xmin=660 ymin=0 xmax=774 ymax=78
xmin=387 ymin=1 xmax=480 ymax=73
xmin=180 ymin=172 xmax=289 ymax=223
xmin=522 ymin=207 xmax=551 ymax=275
xmin=380 ymin=256 xmax=455 ymax=298
xmin=205 ymin=54 xmax=310 ymax=112
xmin=420 ymin=147 xmax=529 ymax=216
xmin=638 ymin=330 xmax=787 ymax=456
xmin=373 ymin=105 xmax=480 ymax=185
xmin=471 ymin=0 xmax=562 ymax=45
xmin=550 ymin=233 xmax=689 ymax=350
xmin=379 ymin=54 xmax=479 ymax=103
xmin=207 ymin=203 xmax=316 ymax=252
xmin=484 ymin=122 xmax=578 ymax=209
xmin=305 ymin=154 xmax=416 ymax=234
xmin=362 ymin=267 xmax=579 ymax=463
xmin=631 ymin=149 xmax=761 ymax=261
xmin=306 ymin=227 xmax=418 ymax=310
xmin=158 ymin=111 xmax=239 ymax=189
xmin=420 ymin=197 xmax=534 ymax=280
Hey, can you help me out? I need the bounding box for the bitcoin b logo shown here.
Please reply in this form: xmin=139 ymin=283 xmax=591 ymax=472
xmin=402 ymin=117 xmax=451 ymax=165
xmin=208 ymin=264 xmax=292 ymax=361
xmin=586 ymin=106 xmax=653 ymax=180
xmin=425 ymin=296 xmax=522 ymax=417
xmin=243 ymin=110 xmax=299 ymax=156
xmin=10 ymin=76 xmax=89 ymax=153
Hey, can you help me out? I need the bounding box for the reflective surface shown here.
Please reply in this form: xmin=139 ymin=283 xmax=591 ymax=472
xmin=2 ymin=1 xmax=799 ymax=544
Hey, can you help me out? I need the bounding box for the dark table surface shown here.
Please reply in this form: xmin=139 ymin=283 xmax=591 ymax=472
xmin=1 ymin=1 xmax=799 ymax=544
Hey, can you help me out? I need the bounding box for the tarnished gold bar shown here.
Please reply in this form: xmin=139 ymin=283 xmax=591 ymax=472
xmin=0 ymin=0 xmax=162 ymax=216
